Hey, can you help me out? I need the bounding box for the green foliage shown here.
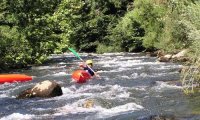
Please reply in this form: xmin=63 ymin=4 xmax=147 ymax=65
xmin=0 ymin=0 xmax=65 ymax=70
xmin=8 ymin=0 xmax=62 ymax=61
xmin=155 ymin=0 xmax=200 ymax=52
xmin=0 ymin=26 xmax=31 ymax=69
xmin=96 ymin=43 xmax=121 ymax=54
xmin=1 ymin=0 xmax=200 ymax=73
xmin=133 ymin=0 xmax=166 ymax=50
xmin=58 ymin=0 xmax=134 ymax=52
xmin=177 ymin=1 xmax=200 ymax=94
xmin=52 ymin=0 xmax=84 ymax=52
xmin=109 ymin=10 xmax=144 ymax=52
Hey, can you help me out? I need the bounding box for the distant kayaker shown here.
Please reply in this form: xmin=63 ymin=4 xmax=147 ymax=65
xmin=79 ymin=60 xmax=99 ymax=77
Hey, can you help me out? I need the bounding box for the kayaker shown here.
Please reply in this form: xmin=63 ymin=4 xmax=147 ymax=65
xmin=79 ymin=60 xmax=99 ymax=77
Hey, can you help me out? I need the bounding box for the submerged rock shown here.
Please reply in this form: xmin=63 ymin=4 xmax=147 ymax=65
xmin=146 ymin=51 xmax=158 ymax=57
xmin=17 ymin=80 xmax=63 ymax=99
xmin=157 ymin=49 xmax=189 ymax=63
xmin=157 ymin=54 xmax=172 ymax=62
xmin=82 ymin=99 xmax=95 ymax=108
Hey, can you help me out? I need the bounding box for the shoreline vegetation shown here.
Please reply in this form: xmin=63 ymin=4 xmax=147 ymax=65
xmin=1 ymin=0 xmax=200 ymax=94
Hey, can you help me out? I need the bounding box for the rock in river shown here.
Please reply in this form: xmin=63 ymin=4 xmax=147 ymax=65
xmin=17 ymin=80 xmax=63 ymax=99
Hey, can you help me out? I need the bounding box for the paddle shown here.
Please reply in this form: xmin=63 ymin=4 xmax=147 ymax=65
xmin=68 ymin=48 xmax=83 ymax=61
xmin=68 ymin=48 xmax=96 ymax=75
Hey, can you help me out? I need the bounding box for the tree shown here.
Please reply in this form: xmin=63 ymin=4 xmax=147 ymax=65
xmin=133 ymin=0 xmax=166 ymax=50
xmin=6 ymin=0 xmax=62 ymax=63
xmin=109 ymin=10 xmax=145 ymax=52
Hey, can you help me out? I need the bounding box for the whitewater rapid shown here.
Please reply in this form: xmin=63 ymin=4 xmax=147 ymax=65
xmin=1 ymin=52 xmax=197 ymax=120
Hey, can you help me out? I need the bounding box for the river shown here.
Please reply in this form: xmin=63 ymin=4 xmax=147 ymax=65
xmin=0 ymin=52 xmax=200 ymax=120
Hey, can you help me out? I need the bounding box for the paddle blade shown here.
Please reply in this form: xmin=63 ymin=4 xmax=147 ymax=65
xmin=68 ymin=48 xmax=82 ymax=60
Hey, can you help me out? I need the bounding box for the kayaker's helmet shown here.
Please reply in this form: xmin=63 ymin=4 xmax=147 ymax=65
xmin=86 ymin=60 xmax=93 ymax=66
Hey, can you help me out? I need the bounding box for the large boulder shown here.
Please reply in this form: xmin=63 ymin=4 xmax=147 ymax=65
xmin=157 ymin=49 xmax=189 ymax=63
xmin=171 ymin=49 xmax=189 ymax=62
xmin=172 ymin=49 xmax=188 ymax=59
xmin=157 ymin=54 xmax=172 ymax=62
xmin=17 ymin=80 xmax=63 ymax=99
xmin=156 ymin=50 xmax=172 ymax=62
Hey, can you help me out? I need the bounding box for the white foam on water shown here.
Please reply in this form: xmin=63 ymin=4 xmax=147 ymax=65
xmin=151 ymin=64 xmax=182 ymax=70
xmin=130 ymin=71 xmax=179 ymax=79
xmin=104 ymin=68 xmax=132 ymax=73
xmin=100 ymin=59 xmax=142 ymax=68
xmin=32 ymin=64 xmax=66 ymax=71
xmin=96 ymin=103 xmax=144 ymax=118
xmin=0 ymin=113 xmax=35 ymax=120
xmin=60 ymin=85 xmax=103 ymax=99
xmin=31 ymin=108 xmax=46 ymax=111
xmin=60 ymin=84 xmax=147 ymax=102
xmin=128 ymin=86 xmax=147 ymax=91
xmin=0 ymin=84 xmax=20 ymax=97
xmin=134 ymin=56 xmax=154 ymax=59
xmin=98 ymin=64 xmax=142 ymax=73
xmin=121 ymin=72 xmax=150 ymax=79
xmin=102 ymin=53 xmax=126 ymax=56
xmin=58 ymin=62 xmax=66 ymax=65
xmin=96 ymin=70 xmax=108 ymax=73
xmin=0 ymin=93 xmax=7 ymax=98
xmin=116 ymin=56 xmax=142 ymax=60
xmin=150 ymin=71 xmax=179 ymax=78
xmin=49 ymin=52 xmax=90 ymax=59
xmin=102 ymin=52 xmax=139 ymax=56
xmin=40 ymin=71 xmax=70 ymax=78
xmin=0 ymin=82 xmax=18 ymax=88
xmin=118 ymin=67 xmax=131 ymax=71
xmin=55 ymin=105 xmax=100 ymax=116
xmin=98 ymin=69 xmax=121 ymax=73
xmin=133 ymin=61 xmax=165 ymax=66
xmin=99 ymin=57 xmax=173 ymax=70
xmin=128 ymin=53 xmax=141 ymax=55
xmin=152 ymin=81 xmax=183 ymax=91
xmin=52 ymin=72 xmax=68 ymax=76
xmin=99 ymin=85 xmax=130 ymax=99
xmin=121 ymin=75 xmax=131 ymax=79
xmin=133 ymin=66 xmax=143 ymax=70
xmin=56 ymin=102 xmax=143 ymax=118
xmin=131 ymin=73 xmax=139 ymax=79
xmin=32 ymin=66 xmax=57 ymax=70
xmin=139 ymin=73 xmax=148 ymax=77
xmin=60 ymin=84 xmax=131 ymax=100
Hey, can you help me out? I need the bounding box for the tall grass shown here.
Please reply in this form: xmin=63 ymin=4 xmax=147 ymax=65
xmin=180 ymin=1 xmax=200 ymax=94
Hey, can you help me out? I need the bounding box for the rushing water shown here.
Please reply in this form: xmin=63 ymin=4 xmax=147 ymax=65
xmin=0 ymin=53 xmax=200 ymax=120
